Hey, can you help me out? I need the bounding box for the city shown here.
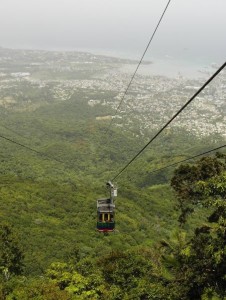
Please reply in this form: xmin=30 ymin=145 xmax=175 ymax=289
xmin=0 ymin=47 xmax=225 ymax=139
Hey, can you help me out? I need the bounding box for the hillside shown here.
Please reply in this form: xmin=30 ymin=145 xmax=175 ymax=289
xmin=0 ymin=48 xmax=225 ymax=299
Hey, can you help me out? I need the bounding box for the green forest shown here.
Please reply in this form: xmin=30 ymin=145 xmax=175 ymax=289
xmin=0 ymin=48 xmax=225 ymax=299
xmin=0 ymin=94 xmax=225 ymax=299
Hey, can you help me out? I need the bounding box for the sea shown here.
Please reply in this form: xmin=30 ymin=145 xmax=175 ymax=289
xmin=4 ymin=43 xmax=220 ymax=80
xmin=71 ymin=47 xmax=219 ymax=79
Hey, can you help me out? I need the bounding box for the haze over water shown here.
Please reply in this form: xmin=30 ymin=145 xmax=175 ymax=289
xmin=0 ymin=0 xmax=225 ymax=78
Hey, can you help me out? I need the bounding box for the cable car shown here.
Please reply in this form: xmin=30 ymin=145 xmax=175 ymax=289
xmin=97 ymin=181 xmax=117 ymax=233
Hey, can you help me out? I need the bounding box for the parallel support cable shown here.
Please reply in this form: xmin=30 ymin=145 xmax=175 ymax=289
xmin=105 ymin=0 xmax=172 ymax=134
xmin=147 ymin=144 xmax=226 ymax=175
xmin=0 ymin=134 xmax=64 ymax=164
xmin=111 ymin=61 xmax=226 ymax=181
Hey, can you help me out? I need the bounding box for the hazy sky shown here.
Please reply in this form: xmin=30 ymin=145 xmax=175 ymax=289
xmin=0 ymin=0 xmax=225 ymax=65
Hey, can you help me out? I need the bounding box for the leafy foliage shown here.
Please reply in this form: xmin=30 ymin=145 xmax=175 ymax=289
xmin=171 ymin=155 xmax=226 ymax=224
xmin=0 ymin=49 xmax=225 ymax=298
xmin=169 ymin=154 xmax=226 ymax=299
xmin=0 ymin=223 xmax=24 ymax=280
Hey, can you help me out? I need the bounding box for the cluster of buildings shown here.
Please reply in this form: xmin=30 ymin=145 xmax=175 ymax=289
xmin=0 ymin=47 xmax=225 ymax=139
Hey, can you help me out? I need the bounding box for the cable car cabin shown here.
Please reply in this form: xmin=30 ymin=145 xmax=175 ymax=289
xmin=97 ymin=198 xmax=115 ymax=232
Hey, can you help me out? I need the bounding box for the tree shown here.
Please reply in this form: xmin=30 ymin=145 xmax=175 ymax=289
xmin=170 ymin=154 xmax=226 ymax=299
xmin=171 ymin=155 xmax=226 ymax=225
xmin=46 ymin=261 xmax=105 ymax=299
xmin=98 ymin=249 xmax=160 ymax=299
xmin=5 ymin=277 xmax=71 ymax=300
xmin=0 ymin=223 xmax=24 ymax=281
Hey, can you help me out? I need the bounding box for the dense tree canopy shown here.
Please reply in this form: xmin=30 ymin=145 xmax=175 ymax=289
xmin=169 ymin=153 xmax=226 ymax=299
xmin=0 ymin=68 xmax=225 ymax=298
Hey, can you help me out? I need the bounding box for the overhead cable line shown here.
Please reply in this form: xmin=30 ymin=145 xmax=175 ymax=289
xmin=0 ymin=133 xmax=64 ymax=164
xmin=111 ymin=61 xmax=226 ymax=181
xmin=105 ymin=0 xmax=172 ymax=134
xmin=146 ymin=144 xmax=226 ymax=175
